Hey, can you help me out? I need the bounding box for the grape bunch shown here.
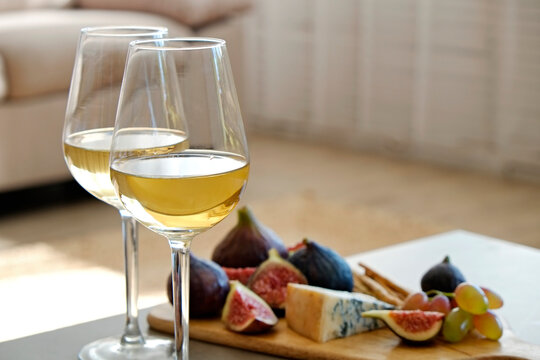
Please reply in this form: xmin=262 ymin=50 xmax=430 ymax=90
xmin=401 ymin=283 xmax=504 ymax=342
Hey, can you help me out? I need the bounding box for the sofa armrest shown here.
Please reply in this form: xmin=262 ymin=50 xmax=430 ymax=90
xmin=0 ymin=9 xmax=193 ymax=99
xmin=75 ymin=0 xmax=252 ymax=28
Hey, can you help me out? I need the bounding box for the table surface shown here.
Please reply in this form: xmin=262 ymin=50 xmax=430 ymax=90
xmin=2 ymin=230 xmax=539 ymax=359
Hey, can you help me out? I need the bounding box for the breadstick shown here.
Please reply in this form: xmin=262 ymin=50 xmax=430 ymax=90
xmin=358 ymin=262 xmax=411 ymax=300
xmin=353 ymin=273 xmax=372 ymax=294
xmin=354 ymin=272 xmax=403 ymax=306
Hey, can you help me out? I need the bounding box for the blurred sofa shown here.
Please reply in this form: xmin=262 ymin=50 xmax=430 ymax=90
xmin=0 ymin=0 xmax=251 ymax=192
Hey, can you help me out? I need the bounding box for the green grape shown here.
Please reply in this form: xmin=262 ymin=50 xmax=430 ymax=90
xmin=473 ymin=310 xmax=503 ymax=340
xmin=454 ymin=283 xmax=488 ymax=315
xmin=402 ymin=291 xmax=429 ymax=310
xmin=481 ymin=287 xmax=504 ymax=309
xmin=443 ymin=307 xmax=473 ymax=342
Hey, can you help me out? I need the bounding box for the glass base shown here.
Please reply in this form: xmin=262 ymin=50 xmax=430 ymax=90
xmin=78 ymin=335 xmax=173 ymax=360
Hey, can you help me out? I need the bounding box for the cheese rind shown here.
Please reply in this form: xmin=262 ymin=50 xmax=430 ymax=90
xmin=286 ymin=283 xmax=394 ymax=342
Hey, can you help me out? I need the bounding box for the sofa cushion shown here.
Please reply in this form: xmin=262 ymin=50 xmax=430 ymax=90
xmin=76 ymin=0 xmax=252 ymax=28
xmin=0 ymin=0 xmax=73 ymax=11
xmin=0 ymin=9 xmax=192 ymax=99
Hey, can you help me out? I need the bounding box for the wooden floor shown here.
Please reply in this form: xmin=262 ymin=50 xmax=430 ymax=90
xmin=0 ymin=132 xmax=539 ymax=342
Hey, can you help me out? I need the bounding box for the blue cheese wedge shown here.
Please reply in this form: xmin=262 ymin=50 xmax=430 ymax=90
xmin=286 ymin=283 xmax=394 ymax=342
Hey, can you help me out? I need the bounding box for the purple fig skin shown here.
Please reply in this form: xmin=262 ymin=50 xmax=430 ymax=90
xmin=288 ymin=238 xmax=354 ymax=292
xmin=212 ymin=206 xmax=288 ymax=267
xmin=167 ymin=253 xmax=230 ymax=318
xmin=420 ymin=255 xmax=466 ymax=293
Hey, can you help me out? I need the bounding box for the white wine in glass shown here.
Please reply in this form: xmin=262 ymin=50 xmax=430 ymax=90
xmin=110 ymin=38 xmax=249 ymax=360
xmin=111 ymin=150 xmax=249 ymax=230
xmin=63 ymin=26 xmax=174 ymax=360
xmin=64 ymin=128 xmax=119 ymax=206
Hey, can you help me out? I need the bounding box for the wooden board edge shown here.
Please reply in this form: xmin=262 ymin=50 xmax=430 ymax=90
xmin=147 ymin=303 xmax=540 ymax=360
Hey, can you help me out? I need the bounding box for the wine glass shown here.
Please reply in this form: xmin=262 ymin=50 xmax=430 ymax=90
xmin=110 ymin=38 xmax=249 ymax=359
xmin=63 ymin=26 xmax=173 ymax=360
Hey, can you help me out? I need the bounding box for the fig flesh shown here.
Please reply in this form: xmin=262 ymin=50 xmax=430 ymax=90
xmin=362 ymin=309 xmax=444 ymax=343
xmin=248 ymin=248 xmax=308 ymax=310
xmin=421 ymin=255 xmax=466 ymax=293
xmin=212 ymin=206 xmax=288 ymax=268
xmin=222 ymin=266 xmax=257 ymax=285
xmin=221 ymin=280 xmax=278 ymax=333
xmin=288 ymin=238 xmax=353 ymax=292
xmin=167 ymin=253 xmax=229 ymax=318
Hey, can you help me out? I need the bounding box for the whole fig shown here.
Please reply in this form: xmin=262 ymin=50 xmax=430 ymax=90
xmin=167 ymin=253 xmax=230 ymax=318
xmin=288 ymin=238 xmax=354 ymax=292
xmin=211 ymin=206 xmax=288 ymax=267
xmin=420 ymin=256 xmax=466 ymax=293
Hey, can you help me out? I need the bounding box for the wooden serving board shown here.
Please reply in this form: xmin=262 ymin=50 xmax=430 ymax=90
xmin=147 ymin=303 xmax=540 ymax=360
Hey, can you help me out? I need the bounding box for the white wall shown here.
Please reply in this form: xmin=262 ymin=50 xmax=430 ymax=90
xmin=242 ymin=0 xmax=540 ymax=181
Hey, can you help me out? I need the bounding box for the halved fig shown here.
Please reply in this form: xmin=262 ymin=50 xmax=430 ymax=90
xmin=362 ymin=309 xmax=444 ymax=343
xmin=221 ymin=280 xmax=278 ymax=333
xmin=248 ymin=248 xmax=308 ymax=311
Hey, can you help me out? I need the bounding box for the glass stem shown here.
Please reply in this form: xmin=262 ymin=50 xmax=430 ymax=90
xmin=119 ymin=209 xmax=145 ymax=346
xmin=169 ymin=238 xmax=192 ymax=360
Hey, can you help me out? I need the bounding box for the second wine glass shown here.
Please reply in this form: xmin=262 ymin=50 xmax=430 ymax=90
xmin=110 ymin=38 xmax=250 ymax=359
xmin=63 ymin=26 xmax=172 ymax=360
